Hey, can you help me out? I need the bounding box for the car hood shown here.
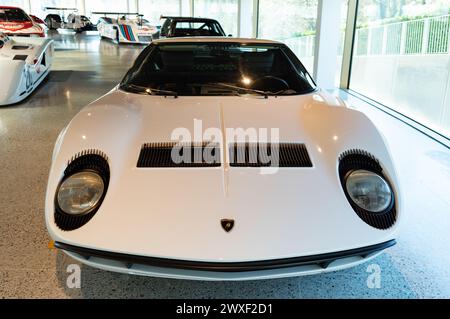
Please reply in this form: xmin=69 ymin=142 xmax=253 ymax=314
xmin=46 ymin=89 xmax=400 ymax=262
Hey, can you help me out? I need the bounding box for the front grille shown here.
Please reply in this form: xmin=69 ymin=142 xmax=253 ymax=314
xmin=229 ymin=143 xmax=313 ymax=167
xmin=339 ymin=149 xmax=397 ymax=230
xmin=137 ymin=142 xmax=221 ymax=168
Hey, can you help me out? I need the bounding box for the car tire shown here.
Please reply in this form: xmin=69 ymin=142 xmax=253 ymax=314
xmin=47 ymin=19 xmax=56 ymax=30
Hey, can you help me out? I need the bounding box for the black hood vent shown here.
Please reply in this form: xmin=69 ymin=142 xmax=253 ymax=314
xmin=137 ymin=142 xmax=221 ymax=168
xmin=12 ymin=45 xmax=30 ymax=50
xmin=229 ymin=143 xmax=313 ymax=167
xmin=13 ymin=55 xmax=28 ymax=61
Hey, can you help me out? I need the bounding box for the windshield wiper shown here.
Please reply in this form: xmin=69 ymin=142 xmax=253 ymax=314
xmin=122 ymin=83 xmax=178 ymax=98
xmin=203 ymin=83 xmax=280 ymax=99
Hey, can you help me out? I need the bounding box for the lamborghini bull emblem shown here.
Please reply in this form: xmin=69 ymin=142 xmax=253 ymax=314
xmin=221 ymin=219 xmax=235 ymax=233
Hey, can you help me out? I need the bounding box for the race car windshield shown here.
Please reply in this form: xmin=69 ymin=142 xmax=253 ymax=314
xmin=0 ymin=8 xmax=31 ymax=22
xmin=172 ymin=21 xmax=225 ymax=37
xmin=121 ymin=42 xmax=317 ymax=97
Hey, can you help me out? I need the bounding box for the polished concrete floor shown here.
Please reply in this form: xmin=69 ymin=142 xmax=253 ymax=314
xmin=0 ymin=33 xmax=449 ymax=298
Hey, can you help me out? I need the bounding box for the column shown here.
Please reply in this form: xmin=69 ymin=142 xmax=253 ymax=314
xmin=77 ymin=0 xmax=86 ymax=15
xmin=340 ymin=0 xmax=358 ymax=89
xmin=23 ymin=0 xmax=31 ymax=13
xmin=180 ymin=0 xmax=193 ymax=16
xmin=238 ymin=0 xmax=255 ymax=38
xmin=313 ymin=0 xmax=342 ymax=89
xmin=128 ymin=0 xmax=139 ymax=13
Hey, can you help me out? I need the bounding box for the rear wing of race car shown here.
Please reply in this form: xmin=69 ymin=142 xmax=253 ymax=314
xmin=91 ymin=12 xmax=141 ymax=17
xmin=45 ymin=7 xmax=78 ymax=12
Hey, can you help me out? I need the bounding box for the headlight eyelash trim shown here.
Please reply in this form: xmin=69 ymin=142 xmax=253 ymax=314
xmin=55 ymin=150 xmax=110 ymax=231
xmin=67 ymin=149 xmax=109 ymax=166
xmin=339 ymin=149 xmax=397 ymax=230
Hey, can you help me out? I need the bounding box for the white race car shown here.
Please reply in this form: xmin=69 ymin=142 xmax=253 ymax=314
xmin=95 ymin=12 xmax=158 ymax=44
xmin=62 ymin=13 xmax=95 ymax=33
xmin=0 ymin=32 xmax=53 ymax=106
xmin=46 ymin=38 xmax=400 ymax=281
xmin=44 ymin=7 xmax=95 ymax=33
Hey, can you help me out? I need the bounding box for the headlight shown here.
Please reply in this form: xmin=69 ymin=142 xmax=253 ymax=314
xmin=57 ymin=171 xmax=105 ymax=215
xmin=345 ymin=170 xmax=393 ymax=213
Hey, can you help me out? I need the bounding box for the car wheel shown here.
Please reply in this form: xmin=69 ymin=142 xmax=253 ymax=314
xmin=50 ymin=20 xmax=57 ymax=30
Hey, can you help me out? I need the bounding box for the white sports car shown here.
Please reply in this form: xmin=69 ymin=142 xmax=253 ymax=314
xmin=0 ymin=6 xmax=45 ymax=37
xmin=46 ymin=38 xmax=400 ymax=281
xmin=95 ymin=12 xmax=158 ymax=44
xmin=0 ymin=32 xmax=53 ymax=106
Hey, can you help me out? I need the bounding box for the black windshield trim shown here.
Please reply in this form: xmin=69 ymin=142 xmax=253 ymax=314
xmin=120 ymin=41 xmax=317 ymax=97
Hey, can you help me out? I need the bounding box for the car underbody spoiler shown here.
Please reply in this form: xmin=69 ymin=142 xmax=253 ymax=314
xmin=55 ymin=240 xmax=396 ymax=273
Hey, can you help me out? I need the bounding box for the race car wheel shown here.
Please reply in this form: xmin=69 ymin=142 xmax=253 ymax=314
xmin=46 ymin=18 xmax=55 ymax=30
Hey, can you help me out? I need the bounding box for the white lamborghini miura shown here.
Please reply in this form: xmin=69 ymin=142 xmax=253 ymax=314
xmin=0 ymin=32 xmax=53 ymax=106
xmin=46 ymin=38 xmax=400 ymax=281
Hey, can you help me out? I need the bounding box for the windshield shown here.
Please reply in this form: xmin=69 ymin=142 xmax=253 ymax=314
xmin=172 ymin=21 xmax=225 ymax=37
xmin=0 ymin=8 xmax=31 ymax=22
xmin=121 ymin=42 xmax=316 ymax=97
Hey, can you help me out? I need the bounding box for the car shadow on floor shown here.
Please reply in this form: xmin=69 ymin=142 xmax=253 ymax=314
xmin=54 ymin=250 xmax=417 ymax=299
xmin=48 ymin=70 xmax=100 ymax=83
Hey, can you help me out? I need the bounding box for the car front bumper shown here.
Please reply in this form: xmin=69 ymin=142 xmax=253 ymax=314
xmin=56 ymin=240 xmax=396 ymax=281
